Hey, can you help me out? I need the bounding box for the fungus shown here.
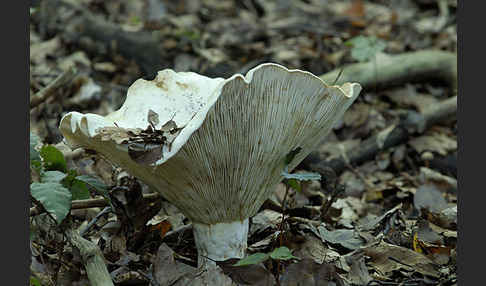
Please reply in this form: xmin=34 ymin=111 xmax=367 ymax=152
xmin=59 ymin=63 xmax=361 ymax=267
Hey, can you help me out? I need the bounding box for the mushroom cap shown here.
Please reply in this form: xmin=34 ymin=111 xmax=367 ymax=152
xmin=60 ymin=63 xmax=361 ymax=224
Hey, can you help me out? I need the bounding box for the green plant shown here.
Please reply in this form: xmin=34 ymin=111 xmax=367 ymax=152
xmin=30 ymin=132 xmax=108 ymax=225
xmin=345 ymin=35 xmax=386 ymax=63
xmin=345 ymin=35 xmax=387 ymax=90
xmin=242 ymin=148 xmax=321 ymax=270
xmin=233 ymin=246 xmax=299 ymax=266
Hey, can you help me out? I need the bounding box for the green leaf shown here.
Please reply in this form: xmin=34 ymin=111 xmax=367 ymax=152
xmin=30 ymin=276 xmax=41 ymax=286
xmin=31 ymin=160 xmax=43 ymax=173
xmin=75 ymin=175 xmax=108 ymax=197
xmin=129 ymin=15 xmax=141 ymax=25
xmin=284 ymin=178 xmax=302 ymax=192
xmin=346 ymin=36 xmax=386 ymax=62
xmin=281 ymin=170 xmax=321 ymax=181
xmin=69 ymin=179 xmax=91 ymax=200
xmin=40 ymin=145 xmax=67 ymax=172
xmin=285 ymin=147 xmax=302 ymax=165
xmin=31 ymin=182 xmax=72 ymax=225
xmin=30 ymin=133 xmax=41 ymax=162
xmin=269 ymin=247 xmax=299 ymax=261
xmin=233 ymin=253 xmax=269 ymax=266
xmin=57 ymin=170 xmax=90 ymax=200
xmin=41 ymin=170 xmax=67 ymax=183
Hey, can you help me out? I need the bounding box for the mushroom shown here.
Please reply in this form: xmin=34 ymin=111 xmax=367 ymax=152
xmin=59 ymin=63 xmax=361 ymax=267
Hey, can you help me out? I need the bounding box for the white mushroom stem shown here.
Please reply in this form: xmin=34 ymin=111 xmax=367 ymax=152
xmin=192 ymin=219 xmax=249 ymax=267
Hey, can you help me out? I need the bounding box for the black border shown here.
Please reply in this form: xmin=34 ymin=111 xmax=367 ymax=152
xmin=6 ymin=0 xmax=30 ymax=284
xmin=457 ymin=1 xmax=478 ymax=285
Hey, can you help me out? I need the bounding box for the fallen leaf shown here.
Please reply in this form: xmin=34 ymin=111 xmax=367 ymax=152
xmin=419 ymin=167 xmax=457 ymax=191
xmin=343 ymin=103 xmax=370 ymax=128
xmin=428 ymin=206 xmax=457 ymax=230
xmin=294 ymin=235 xmax=340 ymax=264
xmin=69 ymin=77 xmax=102 ymax=105
xmin=359 ymin=203 xmax=403 ymax=231
xmin=248 ymin=232 xmax=280 ymax=252
xmin=249 ymin=210 xmax=282 ymax=236
xmin=409 ymin=132 xmax=457 ymax=156
xmin=217 ymin=258 xmax=275 ymax=285
xmin=331 ymin=198 xmax=360 ymax=228
xmin=318 ymin=225 xmax=365 ymax=250
xmin=150 ymin=219 xmax=172 ymax=239
xmin=362 ymin=240 xmax=440 ymax=278
xmin=147 ymin=109 xmax=160 ymax=126
xmin=413 ymin=185 xmax=448 ymax=214
xmin=30 ymin=37 xmax=61 ymax=64
xmin=417 ymin=219 xmax=443 ymax=245
xmin=93 ymin=62 xmax=117 ymax=73
xmin=344 ymin=0 xmax=366 ymax=27
xmin=280 ymin=259 xmax=345 ymax=286
xmin=58 ymin=51 xmax=91 ymax=71
xmin=187 ymin=264 xmax=235 ymax=286
xmin=346 ymin=253 xmax=372 ymax=285
xmin=414 ymin=220 xmax=452 ymax=265
xmin=152 ymin=244 xmax=195 ymax=286
xmin=338 ymin=171 xmax=366 ymax=197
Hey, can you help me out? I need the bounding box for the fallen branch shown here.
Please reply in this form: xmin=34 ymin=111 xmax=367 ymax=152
xmin=65 ymin=228 xmax=114 ymax=286
xmin=320 ymin=50 xmax=457 ymax=91
xmin=30 ymin=66 xmax=77 ymax=109
xmin=302 ymin=96 xmax=457 ymax=176
xmin=38 ymin=0 xmax=173 ymax=76
xmin=30 ymin=192 xmax=160 ymax=217
xmin=39 ymin=1 xmax=456 ymax=89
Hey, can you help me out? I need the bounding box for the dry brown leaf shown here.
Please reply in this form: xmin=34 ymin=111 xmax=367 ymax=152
xmin=428 ymin=206 xmax=457 ymax=230
xmin=419 ymin=167 xmax=457 ymax=191
xmin=343 ymin=103 xmax=370 ymax=128
xmin=409 ymin=132 xmax=457 ymax=156
xmin=58 ymin=51 xmax=91 ymax=71
xmin=346 ymin=253 xmax=373 ymax=285
xmin=152 ymin=244 xmax=196 ymax=286
xmin=280 ymin=259 xmax=345 ymax=286
xmin=30 ymin=37 xmax=61 ymax=64
xmin=294 ymin=235 xmax=340 ymax=264
xmin=362 ymin=240 xmax=440 ymax=278
xmin=359 ymin=203 xmax=403 ymax=232
xmin=413 ymin=185 xmax=448 ymax=214
xmin=414 ymin=220 xmax=452 ymax=265
xmin=250 ymin=210 xmax=282 ymax=236
xmin=318 ymin=225 xmax=365 ymax=250
xmin=216 ymin=258 xmax=275 ymax=286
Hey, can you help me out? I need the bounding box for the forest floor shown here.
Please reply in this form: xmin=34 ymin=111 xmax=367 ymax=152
xmin=30 ymin=0 xmax=457 ymax=285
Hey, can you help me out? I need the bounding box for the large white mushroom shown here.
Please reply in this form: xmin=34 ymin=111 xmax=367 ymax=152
xmin=59 ymin=63 xmax=361 ymax=267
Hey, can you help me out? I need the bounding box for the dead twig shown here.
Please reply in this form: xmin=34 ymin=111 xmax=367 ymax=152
xmin=30 ymin=66 xmax=77 ymax=109
xmin=30 ymin=192 xmax=160 ymax=217
xmin=320 ymin=184 xmax=345 ymax=221
xmin=79 ymin=206 xmax=112 ymax=237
